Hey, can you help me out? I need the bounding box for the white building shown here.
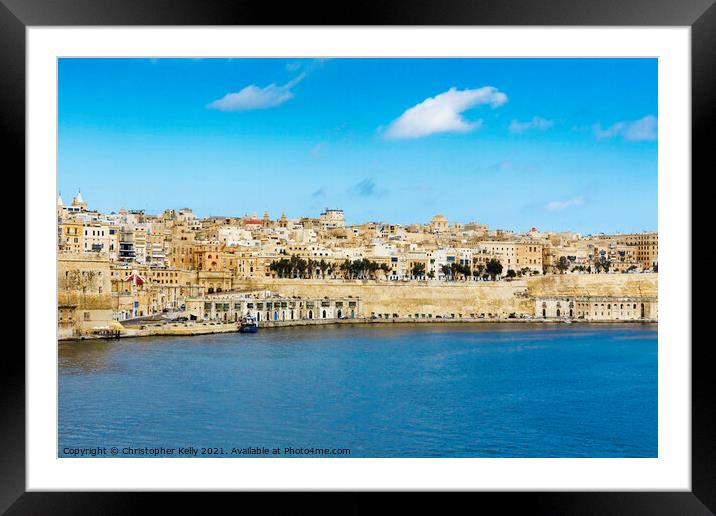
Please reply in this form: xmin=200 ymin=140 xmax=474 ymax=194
xmin=82 ymin=223 xmax=111 ymax=254
xmin=217 ymin=225 xmax=253 ymax=246
xmin=319 ymin=208 xmax=346 ymax=229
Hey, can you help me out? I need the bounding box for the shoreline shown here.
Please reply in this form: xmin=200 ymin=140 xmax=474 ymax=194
xmin=59 ymin=317 xmax=658 ymax=341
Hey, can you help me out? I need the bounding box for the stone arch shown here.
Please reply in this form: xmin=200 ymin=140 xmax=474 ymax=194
xmin=308 ymin=310 xmax=313 ymax=320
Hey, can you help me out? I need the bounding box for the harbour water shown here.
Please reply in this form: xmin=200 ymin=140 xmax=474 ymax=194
xmin=58 ymin=323 xmax=657 ymax=458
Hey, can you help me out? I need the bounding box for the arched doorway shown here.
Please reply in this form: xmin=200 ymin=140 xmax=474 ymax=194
xmin=256 ymin=312 xmax=260 ymax=321
xmin=542 ymin=309 xmax=546 ymax=318
xmin=337 ymin=309 xmax=342 ymax=319
xmin=322 ymin=310 xmax=327 ymax=319
xmin=556 ymin=309 xmax=560 ymax=317
xmin=308 ymin=310 xmax=313 ymax=320
xmin=641 ymin=303 xmax=645 ymax=318
xmin=274 ymin=311 xmax=278 ymax=321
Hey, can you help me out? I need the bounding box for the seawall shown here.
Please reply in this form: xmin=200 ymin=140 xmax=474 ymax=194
xmin=60 ymin=316 xmax=657 ymax=341
xmin=231 ymin=273 xmax=658 ymax=319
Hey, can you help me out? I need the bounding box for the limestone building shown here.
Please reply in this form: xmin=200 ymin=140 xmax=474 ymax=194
xmin=58 ymin=253 xmax=117 ymax=337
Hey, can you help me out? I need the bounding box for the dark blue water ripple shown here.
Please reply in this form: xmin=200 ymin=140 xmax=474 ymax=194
xmin=58 ymin=323 xmax=657 ymax=458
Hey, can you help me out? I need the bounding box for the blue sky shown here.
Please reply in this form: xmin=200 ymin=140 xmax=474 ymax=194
xmin=58 ymin=58 xmax=657 ymax=234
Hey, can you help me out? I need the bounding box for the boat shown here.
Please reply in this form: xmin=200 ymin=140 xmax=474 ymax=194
xmin=239 ymin=314 xmax=258 ymax=333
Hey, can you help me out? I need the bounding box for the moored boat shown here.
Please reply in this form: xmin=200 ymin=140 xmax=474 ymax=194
xmin=239 ymin=314 xmax=258 ymax=333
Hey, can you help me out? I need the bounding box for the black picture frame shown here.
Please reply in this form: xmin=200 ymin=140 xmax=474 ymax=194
xmin=4 ymin=0 xmax=710 ymax=513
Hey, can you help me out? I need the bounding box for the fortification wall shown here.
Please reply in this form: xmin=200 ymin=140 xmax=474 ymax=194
xmin=58 ymin=253 xmax=115 ymax=331
xmin=526 ymin=273 xmax=658 ymax=298
xmin=232 ymin=273 xmax=657 ymax=319
xmin=233 ymin=278 xmax=530 ymax=318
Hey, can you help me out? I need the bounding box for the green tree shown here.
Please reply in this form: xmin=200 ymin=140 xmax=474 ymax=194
xmin=599 ymin=256 xmax=611 ymax=273
xmin=473 ymin=263 xmax=485 ymax=279
xmin=486 ymin=258 xmax=503 ymax=280
xmin=411 ymin=263 xmax=426 ymax=279
xmin=339 ymin=260 xmax=351 ymax=279
xmin=556 ymin=256 xmax=570 ymax=274
xmin=318 ymin=259 xmax=329 ymax=278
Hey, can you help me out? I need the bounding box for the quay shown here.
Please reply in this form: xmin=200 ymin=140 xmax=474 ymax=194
xmin=60 ymin=315 xmax=657 ymax=341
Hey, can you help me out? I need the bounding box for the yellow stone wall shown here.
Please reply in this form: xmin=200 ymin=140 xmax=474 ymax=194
xmin=58 ymin=253 xmax=117 ymax=333
xmin=526 ymin=273 xmax=657 ymax=298
xmin=232 ymin=273 xmax=657 ymax=319
xmin=233 ymin=278 xmax=531 ymax=318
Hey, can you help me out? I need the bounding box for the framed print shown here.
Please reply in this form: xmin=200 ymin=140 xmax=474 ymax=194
xmin=4 ymin=0 xmax=712 ymax=512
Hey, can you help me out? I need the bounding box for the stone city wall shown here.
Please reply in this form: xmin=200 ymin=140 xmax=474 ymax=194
xmin=232 ymin=273 xmax=658 ymax=319
xmin=526 ymin=273 xmax=657 ymax=299
xmin=234 ymin=278 xmax=530 ymax=318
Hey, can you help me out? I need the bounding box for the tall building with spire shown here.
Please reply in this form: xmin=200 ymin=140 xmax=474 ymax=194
xmin=71 ymin=190 xmax=88 ymax=211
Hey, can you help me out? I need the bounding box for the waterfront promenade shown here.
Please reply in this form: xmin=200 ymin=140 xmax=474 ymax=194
xmin=61 ymin=315 xmax=658 ymax=341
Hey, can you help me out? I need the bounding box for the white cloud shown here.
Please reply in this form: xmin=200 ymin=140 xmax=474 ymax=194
xmin=594 ymin=115 xmax=657 ymax=141
xmin=509 ymin=116 xmax=554 ymax=134
xmin=207 ymin=73 xmax=306 ymax=112
xmin=546 ymin=198 xmax=584 ymax=211
xmin=383 ymin=86 xmax=508 ymax=139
